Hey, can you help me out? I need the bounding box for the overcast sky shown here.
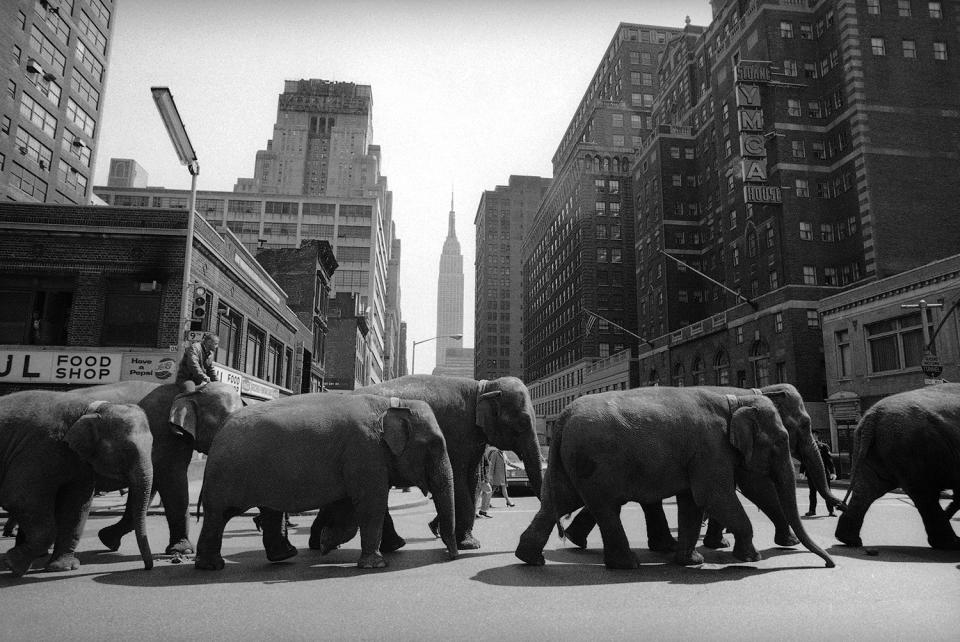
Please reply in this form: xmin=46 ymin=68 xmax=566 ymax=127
xmin=93 ymin=0 xmax=713 ymax=373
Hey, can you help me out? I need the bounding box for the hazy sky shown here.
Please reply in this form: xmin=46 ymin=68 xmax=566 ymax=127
xmin=93 ymin=0 xmax=713 ymax=373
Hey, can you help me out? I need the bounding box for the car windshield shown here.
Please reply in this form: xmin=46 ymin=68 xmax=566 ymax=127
xmin=503 ymin=451 xmax=523 ymax=466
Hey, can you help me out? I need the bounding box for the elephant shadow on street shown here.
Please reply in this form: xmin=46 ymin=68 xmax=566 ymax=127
xmin=474 ymin=546 xmax=823 ymax=589
xmin=825 ymin=544 xmax=960 ymax=564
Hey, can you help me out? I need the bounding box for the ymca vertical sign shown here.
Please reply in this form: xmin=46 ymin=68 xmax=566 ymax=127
xmin=735 ymin=61 xmax=782 ymax=204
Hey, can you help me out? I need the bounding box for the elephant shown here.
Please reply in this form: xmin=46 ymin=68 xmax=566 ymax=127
xmin=835 ymin=383 xmax=960 ymax=550
xmin=515 ymin=386 xmax=835 ymax=569
xmin=194 ymin=393 xmax=458 ymax=570
xmin=69 ymin=380 xmax=242 ymax=555
xmin=305 ymin=375 xmax=543 ymax=552
xmin=562 ymin=383 xmax=845 ymax=552
xmin=0 ymin=390 xmax=154 ymax=577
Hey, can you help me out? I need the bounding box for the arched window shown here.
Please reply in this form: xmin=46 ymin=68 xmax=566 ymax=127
xmin=594 ymin=156 xmax=601 ymax=172
xmin=714 ymin=349 xmax=730 ymax=385
xmin=691 ymin=355 xmax=706 ymax=385
xmin=750 ymin=339 xmax=770 ymax=387
xmin=612 ymin=157 xmax=620 ymax=173
xmin=746 ymin=223 xmax=758 ymax=258
xmin=602 ymin=157 xmax=610 ymax=172
xmin=672 ymin=362 xmax=685 ymax=387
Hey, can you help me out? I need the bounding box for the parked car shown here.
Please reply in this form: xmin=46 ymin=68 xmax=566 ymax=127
xmin=502 ymin=449 xmax=548 ymax=493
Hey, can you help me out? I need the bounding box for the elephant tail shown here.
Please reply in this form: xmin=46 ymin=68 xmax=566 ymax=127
xmin=546 ymin=411 xmax=578 ymax=538
xmin=841 ymin=408 xmax=878 ymax=507
xmin=195 ymin=486 xmax=203 ymax=522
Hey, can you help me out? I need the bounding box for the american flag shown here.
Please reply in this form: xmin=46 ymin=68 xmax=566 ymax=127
xmin=585 ymin=312 xmax=597 ymax=335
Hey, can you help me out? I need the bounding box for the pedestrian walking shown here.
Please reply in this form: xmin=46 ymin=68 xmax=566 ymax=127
xmin=803 ymin=430 xmax=836 ymax=516
xmin=477 ymin=447 xmax=494 ymax=518
xmin=486 ymin=446 xmax=514 ymax=507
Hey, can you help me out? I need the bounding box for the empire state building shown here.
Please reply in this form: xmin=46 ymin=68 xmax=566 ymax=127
xmin=433 ymin=193 xmax=473 ymax=377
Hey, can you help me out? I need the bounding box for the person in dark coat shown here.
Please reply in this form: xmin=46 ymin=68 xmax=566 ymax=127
xmin=175 ymin=333 xmax=220 ymax=393
xmin=802 ymin=430 xmax=836 ymax=516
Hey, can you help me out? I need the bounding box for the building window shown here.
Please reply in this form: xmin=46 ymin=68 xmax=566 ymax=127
xmin=803 ymin=265 xmax=817 ymax=284
xmin=0 ymin=276 xmax=73 ymax=345
xmin=800 ymin=23 xmax=813 ymax=39
xmin=792 ymin=140 xmax=805 ymax=158
xmin=751 ymin=340 xmax=771 ymax=387
xmin=769 ymin=270 xmax=780 ymax=290
xmin=821 ymin=223 xmax=835 ymax=241
xmin=216 ymin=305 xmax=243 ymax=369
xmin=933 ymin=41 xmax=948 ymax=60
xmin=672 ymin=363 xmax=685 ymax=387
xmin=783 ymin=59 xmax=798 ymax=76
xmin=612 ymin=135 xmax=625 ymax=147
xmin=244 ymin=324 xmax=266 ymax=378
xmin=836 ymin=329 xmax=852 ymax=378
xmin=866 ymin=312 xmax=931 ymax=373
xmin=101 ymin=278 xmax=162 ymax=347
xmin=867 ymin=0 xmax=881 ymax=14
xmin=929 ymin=2 xmax=942 ymax=18
xmin=871 ymin=38 xmax=886 ymax=55
xmin=898 ymin=0 xmax=912 ymax=16
xmin=808 ymin=101 xmax=822 ymax=118
xmin=780 ymin=21 xmax=794 ymax=38
xmin=612 ymin=113 xmax=623 ymax=127
xmin=807 ymin=309 xmax=821 ymax=328
xmin=824 ymin=267 xmax=839 ymax=285
xmin=800 ymin=222 xmax=813 ymax=240
xmin=796 ymin=179 xmax=810 ymax=197
xmin=775 ymin=313 xmax=784 ymax=333
xmin=812 ymin=141 xmax=826 ymax=159
xmin=788 ymin=99 xmax=801 ymax=116
xmin=715 ymin=350 xmax=730 ymax=385
xmin=266 ymin=337 xmax=284 ymax=385
xmin=902 ymin=40 xmax=917 ymax=58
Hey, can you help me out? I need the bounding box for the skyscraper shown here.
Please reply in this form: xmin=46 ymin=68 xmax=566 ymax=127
xmin=1 ymin=0 xmax=115 ymax=204
xmin=433 ymin=192 xmax=472 ymax=377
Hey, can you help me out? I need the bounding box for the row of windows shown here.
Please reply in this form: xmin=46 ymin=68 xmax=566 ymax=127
xmin=870 ymin=37 xmax=948 ymax=59
xmin=835 ymin=311 xmax=933 ymax=379
xmin=866 ymin=0 xmax=943 ymax=18
xmin=798 ymin=216 xmax=859 ymax=242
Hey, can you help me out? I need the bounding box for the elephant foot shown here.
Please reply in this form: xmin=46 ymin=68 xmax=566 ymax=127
xmin=603 ymin=549 xmax=640 ymax=570
xmin=702 ymin=534 xmax=729 ymax=549
xmin=357 ymin=552 xmax=387 ymax=569
xmin=45 ymin=553 xmax=80 ymax=572
xmin=457 ymin=534 xmax=481 ymax=550
xmin=265 ymin=539 xmax=298 ymax=563
xmin=194 ymin=554 xmax=225 ymax=570
xmin=98 ymin=524 xmax=126 ymax=552
xmin=515 ymin=541 xmax=546 ymax=566
xmin=927 ymin=535 xmax=960 ymax=550
xmin=2 ymin=547 xmax=37 ymax=577
xmin=674 ymin=549 xmax=705 ymax=566
xmin=774 ymin=530 xmax=800 ymax=547
xmin=732 ymin=543 xmax=761 ymax=563
xmin=834 ymin=525 xmax=863 ymax=548
xmin=648 ymin=534 xmax=679 ymax=553
xmin=165 ymin=538 xmax=195 ymax=556
xmin=564 ymin=529 xmax=588 ymax=549
xmin=380 ymin=533 xmax=406 ymax=554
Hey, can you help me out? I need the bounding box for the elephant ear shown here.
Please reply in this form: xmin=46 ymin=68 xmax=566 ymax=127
xmin=169 ymin=395 xmax=197 ymax=441
xmin=65 ymin=401 xmax=108 ymax=462
xmin=476 ymin=381 xmax=502 ymax=433
xmin=381 ymin=398 xmax=411 ymax=457
xmin=728 ymin=403 xmax=758 ymax=464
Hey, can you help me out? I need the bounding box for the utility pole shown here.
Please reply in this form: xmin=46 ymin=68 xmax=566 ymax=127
xmin=900 ymin=298 xmax=944 ymax=385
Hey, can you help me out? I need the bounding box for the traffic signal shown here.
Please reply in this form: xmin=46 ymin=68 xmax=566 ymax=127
xmin=190 ymin=285 xmax=210 ymax=330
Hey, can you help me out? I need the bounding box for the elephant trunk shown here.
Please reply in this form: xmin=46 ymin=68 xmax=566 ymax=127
xmin=517 ymin=431 xmax=544 ymax=498
xmin=428 ymin=449 xmax=458 ymax=560
xmin=775 ymin=457 xmax=835 ymax=568
xmin=127 ymin=456 xmax=154 ymax=570
xmin=798 ymin=430 xmax=845 ymax=512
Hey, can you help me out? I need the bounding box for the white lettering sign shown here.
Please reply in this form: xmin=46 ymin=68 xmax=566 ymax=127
xmin=0 ymin=350 xmax=122 ymax=384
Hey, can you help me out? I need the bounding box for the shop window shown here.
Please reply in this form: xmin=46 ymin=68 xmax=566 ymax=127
xmin=245 ymin=324 xmax=266 ymax=378
xmin=0 ymin=275 xmax=74 ymax=345
xmin=216 ymin=304 xmax=243 ymax=369
xmin=102 ymin=278 xmax=162 ymax=347
xmin=266 ymin=337 xmax=284 ymax=384
xmin=866 ymin=312 xmax=930 ymax=373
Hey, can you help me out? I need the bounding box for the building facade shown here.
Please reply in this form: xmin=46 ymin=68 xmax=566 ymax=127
xmin=474 ymin=175 xmax=551 ymax=381
xmin=629 ymin=0 xmax=960 ymax=444
xmin=324 ymin=291 xmax=370 ymax=391
xmin=521 ymin=22 xmax=682 ymax=434
xmin=0 ymin=202 xmax=310 ymax=402
xmin=433 ymin=193 xmax=468 ymax=376
xmin=106 ymin=157 xmax=147 ymax=188
xmin=1 ymin=0 xmax=114 ymax=205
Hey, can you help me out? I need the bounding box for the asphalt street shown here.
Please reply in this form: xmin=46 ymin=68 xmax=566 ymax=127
xmin=2 ymin=484 xmax=959 ymax=641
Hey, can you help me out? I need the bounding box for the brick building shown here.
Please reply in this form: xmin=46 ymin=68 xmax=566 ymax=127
xmin=521 ymin=22 xmax=683 ymax=435
xmin=255 ymin=239 xmax=338 ymax=392
xmin=0 ymin=202 xmax=310 ymax=402
xmin=474 ymin=175 xmax=551 ymax=381
xmin=1 ymin=0 xmax=114 ymax=204
xmin=628 ymin=0 xmax=960 ymax=432
xmin=324 ymin=291 xmax=370 ymax=391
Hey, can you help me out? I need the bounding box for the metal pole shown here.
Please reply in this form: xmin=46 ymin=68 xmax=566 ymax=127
xmin=180 ymin=163 xmax=198 ymax=348
xmin=411 ymin=341 xmax=417 ymax=375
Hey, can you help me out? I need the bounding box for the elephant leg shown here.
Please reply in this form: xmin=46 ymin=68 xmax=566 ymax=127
xmin=355 ymin=496 xmax=388 ymax=569
xmin=98 ymin=487 xmax=149 ymax=552
xmin=47 ymin=484 xmax=95 ymax=571
xmin=158 ymin=449 xmax=195 ymax=555
xmin=516 ymin=470 xmax=584 ymax=566
xmin=698 ymin=490 xmax=759 ymax=563
xmin=2 ymin=518 xmax=17 ymax=538
xmin=194 ymin=506 xmax=236 ymax=571
xmin=702 ymin=518 xmax=730 ymax=549
xmin=906 ymin=488 xmax=960 ymax=549
xmin=379 ymin=511 xmax=405 ymax=553
xmin=563 ymin=508 xmax=596 ymax=549
xmin=641 ymin=501 xmax=678 ymax=552
xmin=259 ymin=507 xmax=297 ymax=562
xmin=673 ymin=491 xmax=705 ymax=565
xmin=835 ymin=466 xmax=895 ymax=548
xmin=308 ymin=497 xmax=353 ymax=551
xmin=3 ymin=506 xmax=56 ymax=577
xmin=453 ymin=466 xmax=481 ymax=550
xmin=739 ymin=473 xmax=798 ymax=547
xmin=591 ymin=502 xmax=638 ymax=570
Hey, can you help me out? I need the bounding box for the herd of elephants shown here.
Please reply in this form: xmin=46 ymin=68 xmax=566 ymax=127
xmin=1 ymin=374 xmax=958 ymax=578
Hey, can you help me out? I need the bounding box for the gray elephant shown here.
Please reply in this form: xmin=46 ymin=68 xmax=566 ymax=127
xmin=194 ymin=393 xmax=458 ymax=570
xmin=0 ymin=391 xmax=154 ymax=577
xmin=836 ymin=383 xmax=960 ymax=549
xmin=70 ymin=381 xmax=242 ymax=555
xmin=515 ymin=386 xmax=835 ymax=569
xmin=306 ymin=375 xmax=543 ymax=552
xmin=563 ymin=383 xmax=844 ymax=551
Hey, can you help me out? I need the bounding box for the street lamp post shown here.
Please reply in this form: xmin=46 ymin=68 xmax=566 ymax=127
xmin=152 ymin=87 xmax=199 ymax=348
xmin=411 ymin=334 xmax=463 ymax=375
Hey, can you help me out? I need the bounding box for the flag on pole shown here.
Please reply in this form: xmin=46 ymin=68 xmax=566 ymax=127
xmin=585 ymin=312 xmax=597 ymax=335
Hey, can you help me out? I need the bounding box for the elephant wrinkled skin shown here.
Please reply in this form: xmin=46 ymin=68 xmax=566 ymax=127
xmin=72 ymin=381 xmax=241 ymax=555
xmin=195 ymin=393 xmax=458 ymax=570
xmin=0 ymin=391 xmax=154 ymax=577
xmin=307 ymin=375 xmax=543 ymax=552
xmin=515 ymin=386 xmax=835 ymax=569
xmin=836 ymin=383 xmax=960 ymax=549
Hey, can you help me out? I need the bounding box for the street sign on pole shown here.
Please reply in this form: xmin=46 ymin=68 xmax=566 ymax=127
xmin=921 ymin=350 xmax=943 ymax=378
